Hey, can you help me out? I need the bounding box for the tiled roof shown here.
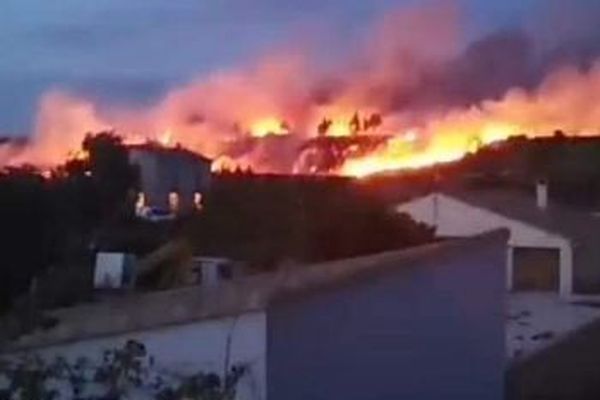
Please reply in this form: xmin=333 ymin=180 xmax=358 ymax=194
xmin=445 ymin=188 xmax=600 ymax=243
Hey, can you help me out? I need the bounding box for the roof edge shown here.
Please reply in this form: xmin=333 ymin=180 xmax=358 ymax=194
xmin=1 ymin=230 xmax=508 ymax=353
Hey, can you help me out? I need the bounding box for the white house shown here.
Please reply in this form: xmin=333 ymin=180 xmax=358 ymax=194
xmin=396 ymin=182 xmax=600 ymax=297
xmin=0 ymin=231 xmax=507 ymax=400
xmin=128 ymin=144 xmax=212 ymax=215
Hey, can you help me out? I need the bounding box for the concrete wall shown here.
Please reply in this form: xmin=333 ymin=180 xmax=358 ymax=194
xmin=266 ymin=240 xmax=506 ymax=400
xmin=397 ymin=193 xmax=573 ymax=296
xmin=21 ymin=312 xmax=266 ymax=400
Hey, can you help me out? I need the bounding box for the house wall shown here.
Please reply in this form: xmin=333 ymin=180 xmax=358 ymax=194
xmin=573 ymin=247 xmax=600 ymax=293
xmin=129 ymin=149 xmax=211 ymax=213
xmin=266 ymin=239 xmax=506 ymax=400
xmin=130 ymin=150 xmax=163 ymax=209
xmin=16 ymin=312 xmax=266 ymax=400
xmin=397 ymin=193 xmax=573 ymax=296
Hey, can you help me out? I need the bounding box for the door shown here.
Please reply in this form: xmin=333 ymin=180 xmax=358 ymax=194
xmin=512 ymin=247 xmax=560 ymax=292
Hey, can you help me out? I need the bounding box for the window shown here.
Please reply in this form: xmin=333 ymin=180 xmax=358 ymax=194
xmin=135 ymin=192 xmax=146 ymax=215
xmin=194 ymin=192 xmax=203 ymax=210
xmin=168 ymin=191 xmax=180 ymax=213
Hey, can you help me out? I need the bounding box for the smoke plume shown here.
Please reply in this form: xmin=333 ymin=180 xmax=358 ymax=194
xmin=3 ymin=1 xmax=600 ymax=176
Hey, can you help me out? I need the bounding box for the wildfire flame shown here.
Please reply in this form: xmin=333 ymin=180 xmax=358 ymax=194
xmin=211 ymin=155 xmax=247 ymax=173
xmin=249 ymin=118 xmax=290 ymax=137
xmin=158 ymin=129 xmax=174 ymax=147
xmin=68 ymin=148 xmax=90 ymax=162
xmin=2 ymin=3 xmax=600 ymax=178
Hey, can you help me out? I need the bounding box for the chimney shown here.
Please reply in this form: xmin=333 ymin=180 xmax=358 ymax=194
xmin=536 ymin=179 xmax=548 ymax=210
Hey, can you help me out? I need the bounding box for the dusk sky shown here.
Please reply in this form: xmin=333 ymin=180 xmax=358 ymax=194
xmin=0 ymin=0 xmax=569 ymax=134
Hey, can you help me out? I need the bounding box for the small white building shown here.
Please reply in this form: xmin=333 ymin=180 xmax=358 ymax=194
xmin=191 ymin=257 xmax=245 ymax=287
xmin=94 ymin=252 xmax=136 ymax=289
xmin=396 ymin=182 xmax=600 ymax=297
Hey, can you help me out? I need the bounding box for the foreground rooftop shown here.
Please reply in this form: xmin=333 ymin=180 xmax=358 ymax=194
xmin=1 ymin=230 xmax=508 ymax=353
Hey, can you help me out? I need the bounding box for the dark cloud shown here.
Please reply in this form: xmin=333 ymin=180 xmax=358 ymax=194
xmin=355 ymin=29 xmax=537 ymax=114
xmin=378 ymin=16 xmax=600 ymax=114
xmin=446 ymin=30 xmax=535 ymax=100
xmin=529 ymin=0 xmax=600 ymax=69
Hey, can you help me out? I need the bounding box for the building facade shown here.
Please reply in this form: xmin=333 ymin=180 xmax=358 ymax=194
xmin=396 ymin=184 xmax=600 ymax=296
xmin=128 ymin=144 xmax=212 ymax=215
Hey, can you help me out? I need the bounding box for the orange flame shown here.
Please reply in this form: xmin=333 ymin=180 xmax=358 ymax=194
xmin=158 ymin=129 xmax=174 ymax=147
xmin=249 ymin=118 xmax=290 ymax=137
xmin=3 ymin=4 xmax=600 ymax=178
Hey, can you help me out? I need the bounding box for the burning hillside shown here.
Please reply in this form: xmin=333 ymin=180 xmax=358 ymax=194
xmin=3 ymin=2 xmax=600 ymax=177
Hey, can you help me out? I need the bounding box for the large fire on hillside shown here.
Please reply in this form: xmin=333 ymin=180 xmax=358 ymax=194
xmin=3 ymin=3 xmax=600 ymax=177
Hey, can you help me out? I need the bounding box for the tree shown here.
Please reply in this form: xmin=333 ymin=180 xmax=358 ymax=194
xmin=0 ymin=132 xmax=139 ymax=313
xmin=0 ymin=167 xmax=51 ymax=311
xmin=0 ymin=340 xmax=247 ymax=400
xmin=82 ymin=131 xmax=138 ymax=221
xmin=184 ymin=175 xmax=435 ymax=270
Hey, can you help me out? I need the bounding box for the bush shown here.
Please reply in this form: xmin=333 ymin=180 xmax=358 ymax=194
xmin=0 ymin=340 xmax=247 ymax=400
